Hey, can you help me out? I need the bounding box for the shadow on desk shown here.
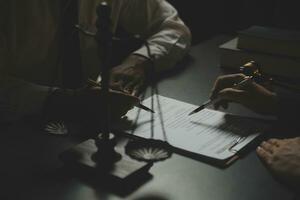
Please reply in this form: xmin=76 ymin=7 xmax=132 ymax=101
xmin=118 ymin=113 xmax=276 ymax=170
xmin=55 ymin=165 xmax=153 ymax=197
xmin=156 ymin=54 xmax=195 ymax=82
xmin=132 ymin=195 xmax=169 ymax=200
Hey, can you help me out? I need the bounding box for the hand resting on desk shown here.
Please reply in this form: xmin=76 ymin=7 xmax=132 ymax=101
xmin=257 ymin=138 xmax=300 ymax=192
xmin=209 ymin=73 xmax=300 ymax=193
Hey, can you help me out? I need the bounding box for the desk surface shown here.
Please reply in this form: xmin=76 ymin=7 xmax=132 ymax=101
xmin=0 ymin=35 xmax=295 ymax=200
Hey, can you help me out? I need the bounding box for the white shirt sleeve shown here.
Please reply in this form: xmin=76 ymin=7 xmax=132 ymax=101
xmin=120 ymin=0 xmax=191 ymax=72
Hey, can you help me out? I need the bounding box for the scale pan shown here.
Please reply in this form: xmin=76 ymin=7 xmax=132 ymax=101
xmin=125 ymin=139 xmax=172 ymax=162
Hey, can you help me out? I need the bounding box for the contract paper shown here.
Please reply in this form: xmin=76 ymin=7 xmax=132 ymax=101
xmin=122 ymin=95 xmax=269 ymax=160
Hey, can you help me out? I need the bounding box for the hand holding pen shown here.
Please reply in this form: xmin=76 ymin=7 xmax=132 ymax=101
xmin=189 ymin=73 xmax=279 ymax=116
xmin=87 ymin=79 xmax=154 ymax=113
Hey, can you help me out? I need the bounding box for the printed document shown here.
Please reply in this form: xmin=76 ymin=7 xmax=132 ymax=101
xmin=121 ymin=95 xmax=269 ymax=160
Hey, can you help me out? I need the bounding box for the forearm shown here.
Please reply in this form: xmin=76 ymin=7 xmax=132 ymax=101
xmin=134 ymin=24 xmax=191 ymax=72
xmin=121 ymin=54 xmax=153 ymax=75
xmin=123 ymin=0 xmax=191 ymax=72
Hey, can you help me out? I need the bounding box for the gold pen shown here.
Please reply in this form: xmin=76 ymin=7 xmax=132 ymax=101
xmin=87 ymin=79 xmax=155 ymax=113
xmin=188 ymin=76 xmax=253 ymax=116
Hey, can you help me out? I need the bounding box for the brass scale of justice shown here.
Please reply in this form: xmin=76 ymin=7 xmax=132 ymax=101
xmin=58 ymin=1 xmax=172 ymax=181
xmin=239 ymin=60 xmax=300 ymax=92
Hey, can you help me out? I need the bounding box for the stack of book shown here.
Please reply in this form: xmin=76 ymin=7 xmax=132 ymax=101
xmin=219 ymin=26 xmax=300 ymax=79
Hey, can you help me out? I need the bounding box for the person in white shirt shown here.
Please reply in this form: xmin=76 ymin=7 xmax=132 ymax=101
xmin=0 ymin=0 xmax=191 ymax=123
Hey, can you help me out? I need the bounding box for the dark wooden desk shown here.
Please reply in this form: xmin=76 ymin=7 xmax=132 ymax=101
xmin=0 ymin=35 xmax=295 ymax=200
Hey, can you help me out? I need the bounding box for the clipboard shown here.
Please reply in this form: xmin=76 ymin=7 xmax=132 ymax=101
xmin=117 ymin=95 xmax=271 ymax=167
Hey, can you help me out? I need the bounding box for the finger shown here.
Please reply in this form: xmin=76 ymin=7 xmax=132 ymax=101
xmin=124 ymin=78 xmax=142 ymax=94
xmin=110 ymin=84 xmax=123 ymax=92
xmin=256 ymin=146 xmax=272 ymax=165
xmin=131 ymin=89 xmax=139 ymax=97
xmin=110 ymin=67 xmax=124 ymax=78
xmin=210 ymin=74 xmax=246 ymax=99
xmin=218 ymin=88 xmax=248 ymax=105
xmin=267 ymin=138 xmax=281 ymax=147
xmin=261 ymin=81 xmax=274 ymax=91
xmin=240 ymin=80 xmax=256 ymax=90
xmin=131 ymin=83 xmax=145 ymax=97
xmin=213 ymin=102 xmax=220 ymax=110
xmin=214 ymin=100 xmax=229 ymax=110
xmin=110 ymin=79 xmax=127 ymax=91
xmin=260 ymin=141 xmax=275 ymax=154
xmin=221 ymin=101 xmax=229 ymax=109
xmin=111 ymin=70 xmax=133 ymax=82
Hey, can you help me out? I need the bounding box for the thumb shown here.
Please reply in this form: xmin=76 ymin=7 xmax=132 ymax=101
xmin=218 ymin=88 xmax=249 ymax=105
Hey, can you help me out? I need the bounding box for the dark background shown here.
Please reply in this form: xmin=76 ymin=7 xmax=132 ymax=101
xmin=167 ymin=0 xmax=300 ymax=44
xmin=1 ymin=1 xmax=299 ymax=199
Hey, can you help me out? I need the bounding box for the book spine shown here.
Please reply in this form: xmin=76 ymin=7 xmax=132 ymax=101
xmin=237 ymin=34 xmax=300 ymax=58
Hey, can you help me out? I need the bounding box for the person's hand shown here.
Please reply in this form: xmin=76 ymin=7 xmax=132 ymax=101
xmin=257 ymin=138 xmax=300 ymax=191
xmin=210 ymin=73 xmax=278 ymax=115
xmin=110 ymin=54 xmax=152 ymax=96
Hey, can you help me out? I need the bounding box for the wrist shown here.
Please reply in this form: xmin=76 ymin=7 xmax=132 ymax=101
xmin=123 ymin=54 xmax=153 ymax=74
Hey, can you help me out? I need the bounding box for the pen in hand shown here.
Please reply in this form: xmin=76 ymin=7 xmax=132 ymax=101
xmin=87 ymin=79 xmax=155 ymax=113
xmin=188 ymin=76 xmax=253 ymax=116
